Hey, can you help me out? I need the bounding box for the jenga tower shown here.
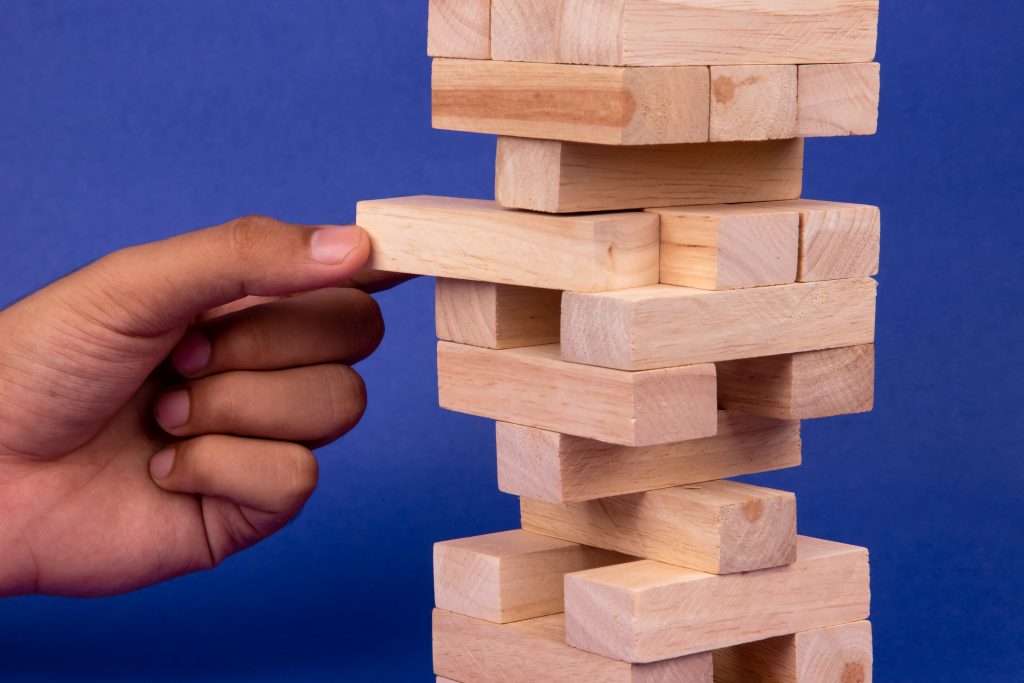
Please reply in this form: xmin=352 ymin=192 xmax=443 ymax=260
xmin=361 ymin=1 xmax=882 ymax=680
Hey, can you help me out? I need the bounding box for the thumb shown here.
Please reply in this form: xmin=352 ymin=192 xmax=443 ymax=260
xmin=0 ymin=216 xmax=370 ymax=457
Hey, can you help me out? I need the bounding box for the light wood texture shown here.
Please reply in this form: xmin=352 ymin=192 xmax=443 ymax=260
xmin=491 ymin=0 xmax=879 ymax=67
xmin=717 ymin=345 xmax=875 ymax=421
xmin=522 ymin=480 xmax=797 ymax=574
xmin=495 ymin=137 xmax=804 ymax=214
xmin=497 ymin=413 xmax=801 ymax=503
xmin=356 ymin=196 xmax=659 ymax=291
xmin=565 ymin=536 xmax=871 ymax=663
xmin=435 ymin=279 xmax=561 ymax=350
xmin=710 ymin=65 xmax=797 ymax=142
xmin=434 ymin=610 xmax=713 ymax=683
xmin=433 ymin=530 xmax=630 ymax=624
xmin=432 ymin=58 xmax=710 ymax=145
xmin=787 ymin=199 xmax=881 ymax=283
xmin=427 ymin=0 xmax=490 ymax=59
xmin=798 ymin=63 xmax=881 ymax=138
xmin=714 ymin=621 xmax=873 ymax=683
xmin=561 ymin=277 xmax=877 ymax=371
xmin=650 ymin=204 xmax=800 ymax=290
xmin=438 ymin=342 xmax=718 ymax=447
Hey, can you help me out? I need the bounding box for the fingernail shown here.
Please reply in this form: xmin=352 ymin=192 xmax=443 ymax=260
xmin=155 ymin=390 xmax=190 ymax=430
xmin=310 ymin=225 xmax=364 ymax=265
xmin=150 ymin=448 xmax=176 ymax=479
xmin=171 ymin=331 xmax=211 ymax=376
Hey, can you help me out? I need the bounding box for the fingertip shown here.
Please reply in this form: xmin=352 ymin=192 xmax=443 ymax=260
xmin=150 ymin=448 xmax=176 ymax=479
xmin=171 ymin=330 xmax=212 ymax=377
xmin=155 ymin=390 xmax=191 ymax=431
xmin=310 ymin=225 xmax=370 ymax=274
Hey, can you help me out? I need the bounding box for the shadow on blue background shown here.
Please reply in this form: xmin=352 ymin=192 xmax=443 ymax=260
xmin=0 ymin=1 xmax=1021 ymax=681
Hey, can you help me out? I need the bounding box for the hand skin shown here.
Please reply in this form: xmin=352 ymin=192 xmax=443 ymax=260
xmin=0 ymin=216 xmax=402 ymax=598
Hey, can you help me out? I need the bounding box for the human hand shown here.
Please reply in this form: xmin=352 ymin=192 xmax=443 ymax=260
xmin=0 ymin=216 xmax=396 ymax=597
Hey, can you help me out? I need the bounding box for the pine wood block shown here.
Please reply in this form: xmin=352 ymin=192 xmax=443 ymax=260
xmin=432 ymin=58 xmax=710 ymax=146
xmin=427 ymin=0 xmax=490 ymax=59
xmin=713 ymin=621 xmax=873 ymax=683
xmin=434 ymin=610 xmax=713 ymax=683
xmin=356 ymin=196 xmax=659 ymax=291
xmin=798 ymin=63 xmax=881 ymax=138
xmin=438 ymin=342 xmax=718 ymax=447
xmin=650 ymin=204 xmax=800 ymax=290
xmin=787 ymin=199 xmax=881 ymax=283
xmin=495 ymin=137 xmax=804 ymax=214
xmin=565 ymin=536 xmax=871 ymax=663
xmin=710 ymin=65 xmax=797 ymax=142
xmin=561 ymin=277 xmax=877 ymax=371
xmin=435 ymin=279 xmax=561 ymax=350
xmin=718 ymin=345 xmax=875 ymax=421
xmin=497 ymin=413 xmax=801 ymax=503
xmin=434 ymin=530 xmax=631 ymax=624
xmin=522 ymin=480 xmax=797 ymax=574
xmin=491 ymin=0 xmax=879 ymax=67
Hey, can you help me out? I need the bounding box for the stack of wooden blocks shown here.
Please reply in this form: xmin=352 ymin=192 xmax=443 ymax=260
xmin=359 ymin=1 xmax=882 ymax=680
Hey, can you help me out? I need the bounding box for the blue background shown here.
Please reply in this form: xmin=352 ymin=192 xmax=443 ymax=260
xmin=0 ymin=1 xmax=1021 ymax=681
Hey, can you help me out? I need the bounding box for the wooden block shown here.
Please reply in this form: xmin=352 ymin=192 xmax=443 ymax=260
xmin=434 ymin=610 xmax=714 ymax=683
xmin=427 ymin=0 xmax=490 ymax=59
xmin=491 ymin=0 xmax=879 ymax=67
xmin=710 ymin=65 xmax=797 ymax=142
xmin=561 ymin=277 xmax=877 ymax=371
xmin=497 ymin=413 xmax=801 ymax=503
xmin=356 ymin=196 xmax=659 ymax=291
xmin=789 ymin=199 xmax=881 ymax=283
xmin=522 ymin=480 xmax=797 ymax=574
xmin=798 ymin=63 xmax=881 ymax=138
xmin=650 ymin=204 xmax=800 ymax=290
xmin=434 ymin=530 xmax=630 ymax=624
xmin=713 ymin=621 xmax=873 ymax=683
xmin=718 ymin=345 xmax=875 ymax=421
xmin=565 ymin=536 xmax=871 ymax=663
xmin=438 ymin=342 xmax=718 ymax=447
xmin=496 ymin=137 xmax=804 ymax=214
xmin=435 ymin=279 xmax=561 ymax=350
xmin=432 ymin=58 xmax=710 ymax=146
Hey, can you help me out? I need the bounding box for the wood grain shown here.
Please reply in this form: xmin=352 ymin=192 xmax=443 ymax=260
xmin=356 ymin=196 xmax=659 ymax=291
xmin=434 ymin=610 xmax=713 ymax=683
xmin=713 ymin=621 xmax=873 ymax=683
xmin=650 ymin=203 xmax=800 ymax=290
xmin=428 ymin=0 xmax=491 ymax=59
xmin=433 ymin=529 xmax=630 ymax=624
xmin=522 ymin=480 xmax=797 ymax=574
xmin=788 ymin=199 xmax=881 ymax=282
xmin=497 ymin=413 xmax=801 ymax=503
xmin=717 ymin=345 xmax=875 ymax=421
xmin=710 ymin=65 xmax=797 ymax=142
xmin=491 ymin=0 xmax=879 ymax=67
xmin=432 ymin=58 xmax=710 ymax=145
xmin=561 ymin=277 xmax=877 ymax=371
xmin=438 ymin=342 xmax=718 ymax=447
xmin=798 ymin=63 xmax=881 ymax=138
xmin=496 ymin=137 xmax=804 ymax=214
xmin=565 ymin=536 xmax=871 ymax=663
xmin=435 ymin=279 xmax=561 ymax=350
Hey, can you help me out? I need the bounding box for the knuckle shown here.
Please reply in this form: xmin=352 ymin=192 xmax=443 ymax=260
xmin=223 ymin=215 xmax=286 ymax=264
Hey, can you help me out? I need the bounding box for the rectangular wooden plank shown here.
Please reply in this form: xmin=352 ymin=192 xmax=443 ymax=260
xmin=565 ymin=536 xmax=871 ymax=663
xmin=428 ymin=0 xmax=491 ymax=59
xmin=798 ymin=63 xmax=881 ymax=138
xmin=710 ymin=65 xmax=797 ymax=142
xmin=495 ymin=137 xmax=804 ymax=214
xmin=649 ymin=204 xmax=799 ymax=290
xmin=713 ymin=621 xmax=873 ymax=683
xmin=717 ymin=345 xmax=875 ymax=421
xmin=491 ymin=0 xmax=879 ymax=67
xmin=434 ymin=530 xmax=630 ymax=624
xmin=434 ymin=610 xmax=713 ymax=683
xmin=561 ymin=277 xmax=877 ymax=371
xmin=496 ymin=413 xmax=801 ymax=503
xmin=522 ymin=480 xmax=797 ymax=574
xmin=438 ymin=342 xmax=718 ymax=447
xmin=432 ymin=58 xmax=710 ymax=145
xmin=435 ymin=279 xmax=561 ymax=350
xmin=356 ymin=196 xmax=659 ymax=291
xmin=787 ymin=199 xmax=881 ymax=283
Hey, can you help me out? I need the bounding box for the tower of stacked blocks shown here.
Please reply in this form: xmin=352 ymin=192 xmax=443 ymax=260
xmin=359 ymin=1 xmax=881 ymax=680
